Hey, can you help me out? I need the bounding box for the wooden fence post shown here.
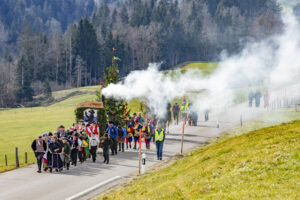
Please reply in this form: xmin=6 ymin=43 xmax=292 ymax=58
xmin=25 ymin=152 xmax=27 ymax=164
xmin=5 ymin=155 xmax=7 ymax=166
xmin=15 ymin=147 xmax=19 ymax=168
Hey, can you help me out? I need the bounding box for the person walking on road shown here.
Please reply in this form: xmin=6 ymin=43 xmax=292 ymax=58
xmin=118 ymin=126 xmax=127 ymax=152
xmin=105 ymin=121 xmax=118 ymax=155
xmin=62 ymin=137 xmax=71 ymax=170
xmin=71 ymin=133 xmax=81 ymax=166
xmin=103 ymin=133 xmax=111 ymax=164
xmin=133 ymin=120 xmax=143 ymax=150
xmin=181 ymin=98 xmax=189 ymax=124
xmin=172 ymin=103 xmax=180 ymax=125
xmin=126 ymin=120 xmax=134 ymax=149
xmin=89 ymin=132 xmax=99 ymax=162
xmin=31 ymin=135 xmax=47 ymax=173
xmin=49 ymin=136 xmax=63 ymax=172
xmin=154 ymin=124 xmax=165 ymax=160
xmin=143 ymin=122 xmax=153 ymax=149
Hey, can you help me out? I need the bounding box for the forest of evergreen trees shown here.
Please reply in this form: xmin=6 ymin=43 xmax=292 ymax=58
xmin=0 ymin=0 xmax=293 ymax=107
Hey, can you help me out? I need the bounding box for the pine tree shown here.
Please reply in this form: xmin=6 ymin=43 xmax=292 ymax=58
xmin=120 ymin=5 xmax=129 ymax=24
xmin=99 ymin=52 xmax=128 ymax=127
xmin=43 ymin=80 xmax=52 ymax=98
xmin=15 ymin=55 xmax=34 ymax=103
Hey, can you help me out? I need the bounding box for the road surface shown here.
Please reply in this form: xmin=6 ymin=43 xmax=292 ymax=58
xmin=0 ymin=104 xmax=266 ymax=200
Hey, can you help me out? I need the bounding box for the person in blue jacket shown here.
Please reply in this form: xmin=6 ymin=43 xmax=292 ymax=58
xmin=105 ymin=121 xmax=118 ymax=155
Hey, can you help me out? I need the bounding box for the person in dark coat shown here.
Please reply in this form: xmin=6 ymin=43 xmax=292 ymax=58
xmin=248 ymin=91 xmax=254 ymax=107
xmin=62 ymin=137 xmax=71 ymax=170
xmin=49 ymin=136 xmax=63 ymax=172
xmin=103 ymin=133 xmax=111 ymax=164
xmin=71 ymin=133 xmax=81 ymax=166
xmin=255 ymin=91 xmax=262 ymax=107
xmin=47 ymin=132 xmax=53 ymax=172
xmin=172 ymin=103 xmax=180 ymax=125
xmin=31 ymin=135 xmax=47 ymax=173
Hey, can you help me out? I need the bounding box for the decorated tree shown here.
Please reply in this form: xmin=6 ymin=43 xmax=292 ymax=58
xmin=97 ymin=48 xmax=128 ymax=127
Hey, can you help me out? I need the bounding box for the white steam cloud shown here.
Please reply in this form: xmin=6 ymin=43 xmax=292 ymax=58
xmin=103 ymin=13 xmax=300 ymax=119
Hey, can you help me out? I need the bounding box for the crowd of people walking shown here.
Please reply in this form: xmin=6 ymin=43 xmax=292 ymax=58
xmin=31 ymin=99 xmax=202 ymax=173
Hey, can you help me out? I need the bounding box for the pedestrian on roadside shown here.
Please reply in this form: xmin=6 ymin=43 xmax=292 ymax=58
xmin=118 ymin=126 xmax=127 ymax=152
xmin=103 ymin=133 xmax=111 ymax=164
xmin=204 ymin=109 xmax=209 ymax=121
xmin=56 ymin=125 xmax=66 ymax=138
xmin=31 ymin=135 xmax=47 ymax=173
xmin=89 ymin=132 xmax=99 ymax=163
xmin=62 ymin=137 xmax=71 ymax=170
xmin=154 ymin=124 xmax=165 ymax=160
xmin=71 ymin=133 xmax=81 ymax=166
xmin=172 ymin=103 xmax=180 ymax=125
xmin=181 ymin=98 xmax=189 ymax=124
xmin=255 ymin=91 xmax=262 ymax=107
xmin=142 ymin=122 xmax=152 ymax=149
xmin=42 ymin=133 xmax=49 ymax=171
xmin=49 ymin=136 xmax=63 ymax=172
xmin=137 ymin=112 xmax=145 ymax=124
xmin=133 ymin=119 xmax=143 ymax=150
xmin=126 ymin=120 xmax=134 ymax=149
xmin=105 ymin=121 xmax=118 ymax=155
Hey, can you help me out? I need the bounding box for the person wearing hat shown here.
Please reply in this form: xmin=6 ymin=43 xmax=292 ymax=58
xmin=31 ymin=135 xmax=47 ymax=173
xmin=56 ymin=125 xmax=66 ymax=138
xmin=105 ymin=121 xmax=118 ymax=155
xmin=132 ymin=113 xmax=137 ymax=122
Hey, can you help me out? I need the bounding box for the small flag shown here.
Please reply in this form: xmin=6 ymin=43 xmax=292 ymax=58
xmin=113 ymin=56 xmax=121 ymax=61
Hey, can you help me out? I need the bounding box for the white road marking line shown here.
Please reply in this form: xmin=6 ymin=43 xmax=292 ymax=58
xmin=65 ymin=176 xmax=122 ymax=200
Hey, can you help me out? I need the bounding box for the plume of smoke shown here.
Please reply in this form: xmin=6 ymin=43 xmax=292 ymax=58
xmin=103 ymin=13 xmax=300 ymax=119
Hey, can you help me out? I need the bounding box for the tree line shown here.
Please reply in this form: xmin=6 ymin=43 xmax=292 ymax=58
xmin=0 ymin=0 xmax=286 ymax=107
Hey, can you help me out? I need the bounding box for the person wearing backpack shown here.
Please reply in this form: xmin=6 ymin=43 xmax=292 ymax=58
xmin=89 ymin=132 xmax=100 ymax=162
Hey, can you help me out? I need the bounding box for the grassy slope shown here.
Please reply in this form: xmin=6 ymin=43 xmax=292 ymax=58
xmin=100 ymin=121 xmax=300 ymax=200
xmin=0 ymin=93 xmax=96 ymax=172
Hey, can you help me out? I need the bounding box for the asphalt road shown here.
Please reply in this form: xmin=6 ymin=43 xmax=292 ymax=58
xmin=0 ymin=103 xmax=266 ymax=200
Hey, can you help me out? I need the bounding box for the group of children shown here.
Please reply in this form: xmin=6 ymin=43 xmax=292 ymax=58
xmin=31 ymin=112 xmax=159 ymax=173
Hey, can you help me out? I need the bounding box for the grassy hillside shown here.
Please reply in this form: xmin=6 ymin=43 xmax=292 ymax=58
xmin=100 ymin=121 xmax=300 ymax=200
xmin=180 ymin=62 xmax=218 ymax=75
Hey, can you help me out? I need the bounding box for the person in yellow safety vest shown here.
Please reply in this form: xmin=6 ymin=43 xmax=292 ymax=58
xmin=181 ymin=99 xmax=189 ymax=124
xmin=154 ymin=124 xmax=165 ymax=160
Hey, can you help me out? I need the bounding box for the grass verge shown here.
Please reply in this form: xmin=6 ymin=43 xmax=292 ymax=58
xmin=99 ymin=120 xmax=300 ymax=200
